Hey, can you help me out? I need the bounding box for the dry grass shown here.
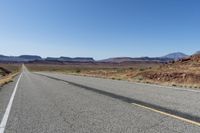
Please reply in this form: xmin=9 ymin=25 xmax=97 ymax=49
xmin=0 ymin=63 xmax=21 ymax=73
xmin=0 ymin=63 xmax=21 ymax=86
xmin=26 ymin=61 xmax=159 ymax=71
xmin=26 ymin=63 xmax=160 ymax=81
xmin=0 ymin=72 xmax=19 ymax=86
xmin=70 ymin=68 xmax=144 ymax=81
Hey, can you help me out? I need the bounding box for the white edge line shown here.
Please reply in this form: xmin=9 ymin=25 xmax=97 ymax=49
xmin=0 ymin=73 xmax=22 ymax=133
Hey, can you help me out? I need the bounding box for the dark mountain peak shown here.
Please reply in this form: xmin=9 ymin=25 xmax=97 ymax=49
xmin=0 ymin=55 xmax=42 ymax=62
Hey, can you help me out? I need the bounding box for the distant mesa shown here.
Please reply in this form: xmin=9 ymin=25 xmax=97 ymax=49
xmin=0 ymin=55 xmax=95 ymax=63
xmin=46 ymin=57 xmax=95 ymax=62
xmin=0 ymin=55 xmax=25 ymax=62
xmin=18 ymin=55 xmax=42 ymax=61
xmin=0 ymin=55 xmax=42 ymax=62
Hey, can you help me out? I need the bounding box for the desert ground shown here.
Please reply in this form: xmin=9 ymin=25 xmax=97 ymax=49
xmin=25 ymin=54 xmax=200 ymax=89
xmin=137 ymin=54 xmax=200 ymax=88
xmin=2 ymin=53 xmax=200 ymax=89
xmin=25 ymin=61 xmax=159 ymax=80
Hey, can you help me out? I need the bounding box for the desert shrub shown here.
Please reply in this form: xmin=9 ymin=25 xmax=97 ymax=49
xmin=76 ymin=69 xmax=81 ymax=73
xmin=194 ymin=86 xmax=198 ymax=89
xmin=139 ymin=68 xmax=145 ymax=71
xmin=172 ymin=84 xmax=177 ymax=87
xmin=129 ymin=67 xmax=133 ymax=70
xmin=138 ymin=77 xmax=143 ymax=81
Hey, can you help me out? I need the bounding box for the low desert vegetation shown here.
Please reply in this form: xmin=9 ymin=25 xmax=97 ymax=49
xmin=0 ymin=63 xmax=21 ymax=73
xmin=0 ymin=63 xmax=21 ymax=86
xmin=0 ymin=73 xmax=19 ymax=86
xmin=25 ymin=62 xmax=160 ymax=81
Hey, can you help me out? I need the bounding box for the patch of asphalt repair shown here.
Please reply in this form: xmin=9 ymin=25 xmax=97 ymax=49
xmin=35 ymin=73 xmax=200 ymax=126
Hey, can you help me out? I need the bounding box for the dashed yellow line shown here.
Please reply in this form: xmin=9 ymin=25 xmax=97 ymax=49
xmin=131 ymin=103 xmax=200 ymax=127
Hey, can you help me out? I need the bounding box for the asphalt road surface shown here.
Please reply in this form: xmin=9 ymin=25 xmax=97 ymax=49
xmin=0 ymin=66 xmax=200 ymax=133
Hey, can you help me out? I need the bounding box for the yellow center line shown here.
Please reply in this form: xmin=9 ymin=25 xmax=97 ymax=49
xmin=131 ymin=103 xmax=200 ymax=127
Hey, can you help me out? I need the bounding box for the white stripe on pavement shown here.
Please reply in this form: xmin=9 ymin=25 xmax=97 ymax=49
xmin=0 ymin=73 xmax=22 ymax=133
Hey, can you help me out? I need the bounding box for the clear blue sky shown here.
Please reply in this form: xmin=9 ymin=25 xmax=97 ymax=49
xmin=0 ymin=0 xmax=199 ymax=59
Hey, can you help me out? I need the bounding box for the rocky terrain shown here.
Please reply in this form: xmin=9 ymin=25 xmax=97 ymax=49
xmin=137 ymin=53 xmax=200 ymax=88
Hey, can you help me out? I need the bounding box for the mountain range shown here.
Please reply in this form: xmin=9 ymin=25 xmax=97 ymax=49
xmin=100 ymin=52 xmax=189 ymax=63
xmin=0 ymin=52 xmax=196 ymax=63
xmin=0 ymin=55 xmax=95 ymax=63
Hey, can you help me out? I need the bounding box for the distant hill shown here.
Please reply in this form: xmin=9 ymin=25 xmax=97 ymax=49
xmin=99 ymin=57 xmax=173 ymax=63
xmin=46 ymin=57 xmax=95 ymax=62
xmin=0 ymin=55 xmax=25 ymax=62
xmin=0 ymin=52 xmax=191 ymax=63
xmin=100 ymin=52 xmax=188 ymax=63
xmin=162 ymin=52 xmax=188 ymax=60
xmin=0 ymin=55 xmax=94 ymax=63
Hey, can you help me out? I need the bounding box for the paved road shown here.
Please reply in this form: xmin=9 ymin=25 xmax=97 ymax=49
xmin=0 ymin=66 xmax=200 ymax=132
xmin=37 ymin=72 xmax=200 ymax=119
